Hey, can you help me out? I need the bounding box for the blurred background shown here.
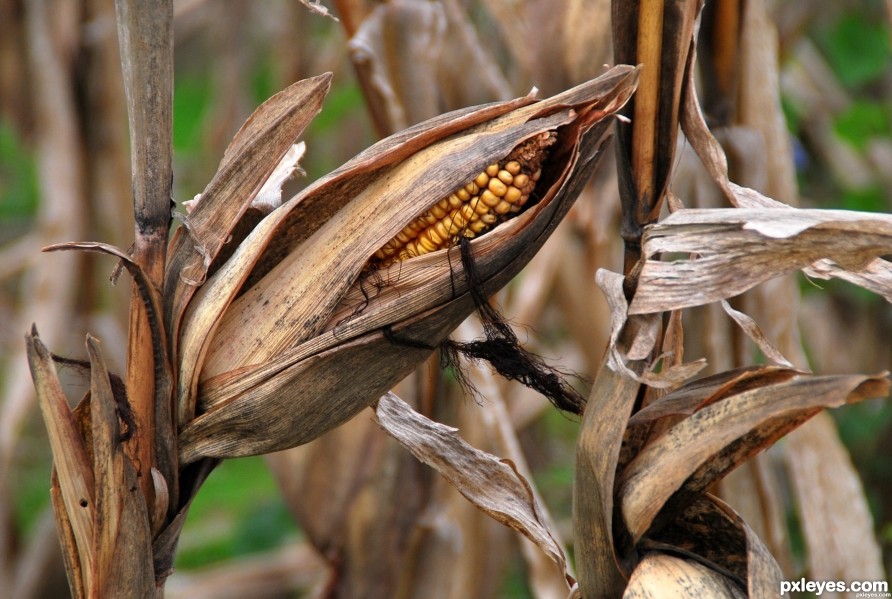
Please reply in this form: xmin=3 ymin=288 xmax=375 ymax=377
xmin=0 ymin=0 xmax=890 ymax=597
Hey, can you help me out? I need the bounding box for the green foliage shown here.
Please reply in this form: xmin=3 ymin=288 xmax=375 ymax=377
xmin=172 ymin=75 xmax=212 ymax=152
xmin=175 ymin=456 xmax=299 ymax=569
xmin=0 ymin=120 xmax=38 ymax=221
xmin=817 ymin=10 xmax=891 ymax=89
xmin=834 ymin=100 xmax=891 ymax=151
xmin=841 ymin=184 xmax=888 ymax=213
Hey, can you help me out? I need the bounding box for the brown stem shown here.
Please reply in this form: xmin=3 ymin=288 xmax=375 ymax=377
xmin=113 ymin=0 xmax=175 ymax=522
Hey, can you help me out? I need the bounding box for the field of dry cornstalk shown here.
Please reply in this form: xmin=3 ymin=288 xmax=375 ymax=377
xmin=1 ymin=0 xmax=890 ymax=597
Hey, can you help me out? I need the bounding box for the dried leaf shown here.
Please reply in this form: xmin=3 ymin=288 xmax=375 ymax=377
xmin=373 ymin=392 xmax=573 ymax=587
xmin=163 ymin=73 xmax=332 ymax=358
xmin=298 ymin=0 xmax=338 ymax=21
xmin=573 ymin=354 xmax=641 ymax=597
xmin=719 ymin=301 xmax=794 ymax=368
xmin=629 ymin=204 xmax=892 ymax=315
xmin=43 ymin=241 xmax=176 ymax=503
xmin=596 ymin=268 xmax=705 ymax=387
xmin=86 ymin=336 xmax=154 ymax=597
xmin=619 ymin=373 xmax=889 ymax=542
xmin=25 ymin=329 xmax=95 ymax=580
xmin=628 ymin=366 xmax=799 ymax=426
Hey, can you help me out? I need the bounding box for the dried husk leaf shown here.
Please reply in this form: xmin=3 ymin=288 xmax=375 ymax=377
xmin=163 ymin=73 xmax=332 ymax=362
xmin=176 ymin=68 xmax=639 ymax=460
xmin=175 ymin=67 xmax=637 ymax=425
xmin=86 ymin=336 xmax=154 ymax=597
xmin=640 ymin=494 xmax=782 ymax=597
xmin=718 ymin=454 xmax=794 ymax=578
xmin=619 ymin=373 xmax=890 ymax=543
xmin=202 ymin=109 xmax=576 ymax=380
xmin=573 ymin=351 xmax=642 ymax=598
xmin=373 ymin=392 xmax=573 ymax=587
xmin=43 ymin=241 xmax=176 ymax=502
xmin=628 ymin=204 xmax=892 ymax=315
xmin=25 ymin=330 xmax=95 ymax=586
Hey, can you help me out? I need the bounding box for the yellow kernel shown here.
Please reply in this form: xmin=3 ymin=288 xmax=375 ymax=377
xmin=448 ymin=193 xmax=463 ymax=208
xmin=430 ymin=203 xmax=447 ymax=219
xmin=505 ymin=161 xmax=522 ymax=175
xmin=498 ymin=170 xmax=513 ymax=185
xmin=474 ymin=172 xmax=489 ymax=188
xmin=421 ymin=212 xmax=438 ymax=226
xmin=505 ymin=186 xmax=522 ymax=203
xmin=465 ymin=182 xmax=479 ymax=195
xmin=473 ymin=198 xmax=491 ymax=215
xmin=480 ymin=189 xmax=500 ymax=208
xmin=449 ymin=213 xmax=469 ymax=234
xmin=433 ymin=220 xmax=450 ymax=241
xmin=488 ymin=178 xmax=508 ymax=197
xmin=480 ymin=213 xmax=498 ymax=225
xmin=418 ymin=234 xmax=439 ymax=253
xmin=456 ymin=188 xmax=470 ymax=201
xmin=494 ymin=200 xmax=513 ymax=214
xmin=460 ymin=203 xmax=476 ymax=221
xmin=513 ymin=173 xmax=529 ymax=189
xmin=469 ymin=219 xmax=488 ymax=233
xmin=485 ymin=163 xmax=499 ymax=177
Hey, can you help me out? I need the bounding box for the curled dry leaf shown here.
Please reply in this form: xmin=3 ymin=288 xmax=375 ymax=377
xmin=629 ymin=202 xmax=892 ymax=315
xmin=176 ymin=66 xmax=639 ymax=462
xmin=625 ymin=494 xmax=779 ymax=598
xmin=596 ymin=268 xmax=705 ymax=388
xmin=619 ymin=371 xmax=890 ymax=543
xmin=373 ymin=392 xmax=574 ymax=588
xmin=718 ymin=300 xmax=794 ymax=368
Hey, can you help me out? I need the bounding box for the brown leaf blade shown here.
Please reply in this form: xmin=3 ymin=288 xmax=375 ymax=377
xmin=86 ymin=336 xmax=154 ymax=597
xmin=619 ymin=373 xmax=890 ymax=542
xmin=629 ymin=205 xmax=892 ymax=314
xmin=573 ymin=355 xmax=641 ymax=598
xmin=373 ymin=392 xmax=573 ymax=588
xmin=25 ymin=328 xmax=95 ymax=585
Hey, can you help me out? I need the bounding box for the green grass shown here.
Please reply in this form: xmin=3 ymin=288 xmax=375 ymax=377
xmin=0 ymin=120 xmax=39 ymax=221
xmin=174 ymin=456 xmax=300 ymax=569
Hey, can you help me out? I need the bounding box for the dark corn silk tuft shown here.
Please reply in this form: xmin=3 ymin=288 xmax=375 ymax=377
xmin=370 ymin=131 xmax=557 ymax=267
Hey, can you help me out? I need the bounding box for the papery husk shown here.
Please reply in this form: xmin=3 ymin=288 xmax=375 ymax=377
xmin=176 ymin=66 xmax=639 ymax=462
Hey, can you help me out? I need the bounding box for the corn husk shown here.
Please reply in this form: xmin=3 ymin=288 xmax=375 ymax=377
xmin=175 ymin=65 xmax=639 ymax=462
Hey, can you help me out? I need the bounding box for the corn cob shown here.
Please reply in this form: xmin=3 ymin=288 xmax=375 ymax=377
xmin=370 ymin=131 xmax=558 ymax=268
